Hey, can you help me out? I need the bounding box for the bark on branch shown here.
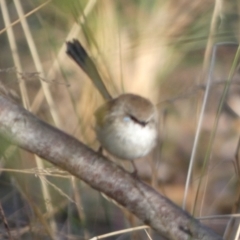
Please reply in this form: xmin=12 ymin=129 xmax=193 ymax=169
xmin=0 ymin=95 xmax=222 ymax=240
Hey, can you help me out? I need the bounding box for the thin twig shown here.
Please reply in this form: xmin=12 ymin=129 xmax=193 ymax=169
xmin=0 ymin=202 xmax=13 ymax=240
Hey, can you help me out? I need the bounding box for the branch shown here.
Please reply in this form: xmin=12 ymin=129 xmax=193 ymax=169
xmin=0 ymin=95 xmax=222 ymax=240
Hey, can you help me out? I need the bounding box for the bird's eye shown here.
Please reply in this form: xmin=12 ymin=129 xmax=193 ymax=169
xmin=130 ymin=115 xmax=148 ymax=127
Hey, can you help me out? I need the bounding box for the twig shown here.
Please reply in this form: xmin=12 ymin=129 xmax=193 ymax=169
xmin=0 ymin=201 xmax=13 ymax=240
xmin=0 ymin=94 xmax=222 ymax=240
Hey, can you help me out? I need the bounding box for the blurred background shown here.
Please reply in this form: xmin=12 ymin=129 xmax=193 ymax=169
xmin=0 ymin=0 xmax=240 ymax=239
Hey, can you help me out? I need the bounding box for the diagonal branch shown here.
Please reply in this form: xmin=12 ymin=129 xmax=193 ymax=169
xmin=0 ymin=95 xmax=222 ymax=240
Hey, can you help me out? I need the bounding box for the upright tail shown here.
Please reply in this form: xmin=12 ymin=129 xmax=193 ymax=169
xmin=66 ymin=39 xmax=112 ymax=100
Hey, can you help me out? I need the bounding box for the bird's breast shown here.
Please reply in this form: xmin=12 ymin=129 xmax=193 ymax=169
xmin=95 ymin=120 xmax=157 ymax=160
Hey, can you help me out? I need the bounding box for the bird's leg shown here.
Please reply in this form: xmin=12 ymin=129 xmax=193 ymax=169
xmin=131 ymin=160 xmax=139 ymax=178
xmin=98 ymin=146 xmax=103 ymax=154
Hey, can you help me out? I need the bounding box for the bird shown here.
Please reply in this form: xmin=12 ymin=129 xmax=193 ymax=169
xmin=66 ymin=39 xmax=158 ymax=172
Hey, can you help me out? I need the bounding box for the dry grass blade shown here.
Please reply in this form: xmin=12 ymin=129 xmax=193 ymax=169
xmin=14 ymin=0 xmax=61 ymax=127
xmin=0 ymin=0 xmax=30 ymax=108
xmin=0 ymin=0 xmax=51 ymax=35
xmin=89 ymin=225 xmax=150 ymax=240
xmin=30 ymin=0 xmax=97 ymax=113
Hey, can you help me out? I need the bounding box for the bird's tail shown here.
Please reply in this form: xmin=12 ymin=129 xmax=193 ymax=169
xmin=66 ymin=39 xmax=112 ymax=100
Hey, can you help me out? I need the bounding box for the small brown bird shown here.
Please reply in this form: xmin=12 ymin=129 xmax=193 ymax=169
xmin=66 ymin=40 xmax=158 ymax=166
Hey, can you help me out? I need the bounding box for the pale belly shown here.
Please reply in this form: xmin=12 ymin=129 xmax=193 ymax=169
xmin=95 ymin=122 xmax=157 ymax=160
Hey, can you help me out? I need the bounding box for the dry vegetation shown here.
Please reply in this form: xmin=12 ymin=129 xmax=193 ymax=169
xmin=0 ymin=0 xmax=239 ymax=239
